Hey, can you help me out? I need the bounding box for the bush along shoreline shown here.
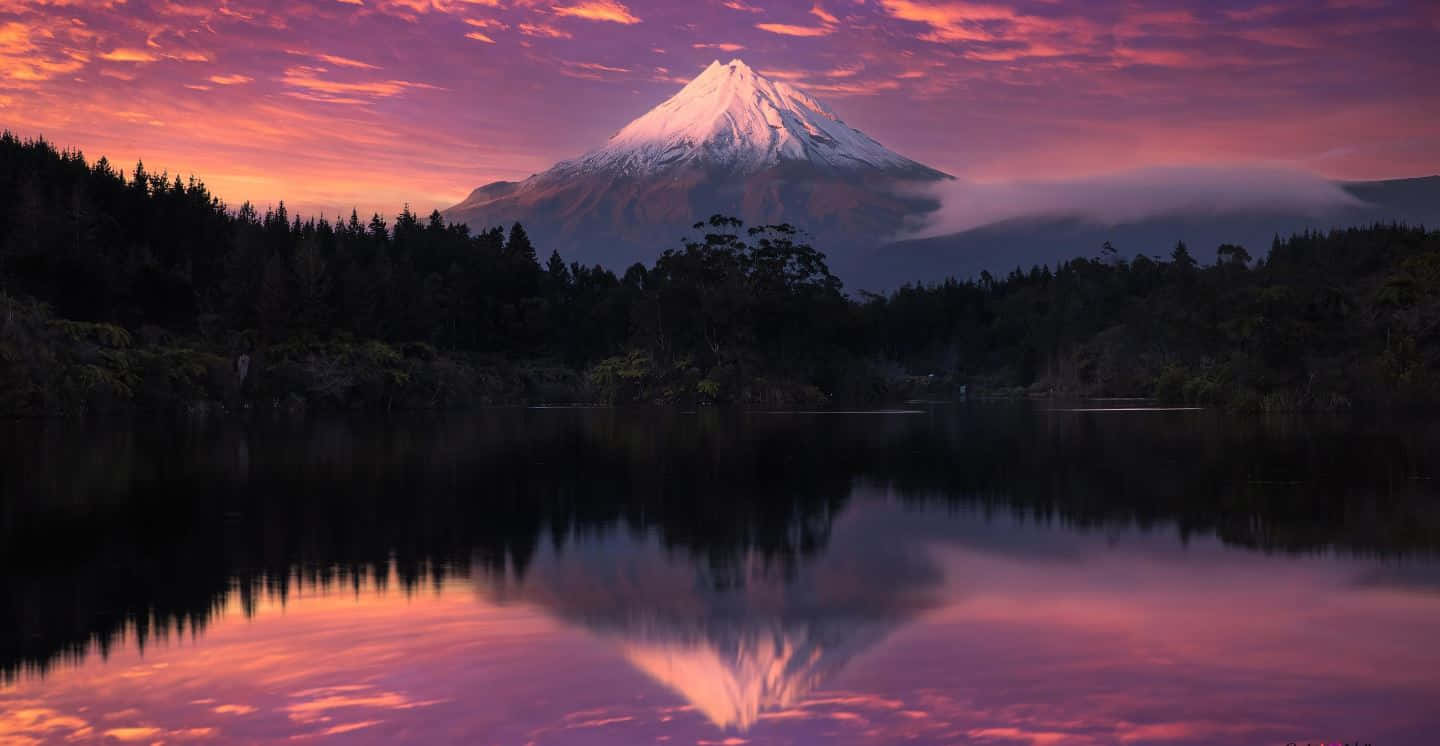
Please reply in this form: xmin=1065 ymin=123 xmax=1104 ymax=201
xmin=2 ymin=134 xmax=1439 ymax=416
xmin=1 ymin=292 xmax=970 ymax=415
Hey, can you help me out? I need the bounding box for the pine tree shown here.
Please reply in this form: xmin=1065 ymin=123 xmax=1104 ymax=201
xmin=257 ymin=252 xmax=291 ymax=341
xmin=506 ymin=222 xmax=536 ymax=264
xmin=506 ymin=222 xmax=541 ymax=298
xmin=292 ymin=238 xmax=330 ymax=331
xmin=545 ymin=250 xmax=570 ymax=293
xmin=1170 ymin=240 xmax=1197 ymax=271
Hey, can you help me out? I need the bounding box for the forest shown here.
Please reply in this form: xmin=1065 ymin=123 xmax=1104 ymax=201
xmin=1 ymin=132 xmax=1438 ymax=414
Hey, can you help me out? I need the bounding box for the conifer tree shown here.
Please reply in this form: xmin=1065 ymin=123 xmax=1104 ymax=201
xmin=506 ymin=223 xmax=536 ymax=264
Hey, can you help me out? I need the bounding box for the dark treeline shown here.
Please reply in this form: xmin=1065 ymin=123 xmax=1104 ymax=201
xmin=4 ymin=408 xmax=1439 ymax=681
xmin=3 ymin=133 xmax=1439 ymax=413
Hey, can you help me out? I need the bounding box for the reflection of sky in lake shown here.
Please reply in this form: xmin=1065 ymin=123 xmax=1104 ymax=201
xmin=4 ymin=491 xmax=1440 ymax=745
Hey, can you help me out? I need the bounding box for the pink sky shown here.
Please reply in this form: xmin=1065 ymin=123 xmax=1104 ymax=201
xmin=2 ymin=0 xmax=1437 ymax=219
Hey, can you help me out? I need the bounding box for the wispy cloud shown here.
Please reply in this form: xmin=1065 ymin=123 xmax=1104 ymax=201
xmin=552 ymin=0 xmax=642 ymax=25
xmin=280 ymin=65 xmax=440 ymax=102
xmin=99 ymin=47 xmax=159 ymax=62
xmin=720 ymin=0 xmax=763 ymax=12
xmin=557 ymin=60 xmax=632 ymax=78
xmin=754 ymin=22 xmax=831 ymax=36
xmin=285 ymin=50 xmax=382 ymax=69
xmin=756 ymin=4 xmax=838 ymax=37
xmin=693 ymin=42 xmax=745 ymax=52
xmin=517 ymin=22 xmax=573 ymax=38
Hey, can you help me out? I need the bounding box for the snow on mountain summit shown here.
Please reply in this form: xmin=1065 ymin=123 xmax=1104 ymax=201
xmin=556 ymin=59 xmax=936 ymax=176
xmin=442 ymin=58 xmax=948 ymax=272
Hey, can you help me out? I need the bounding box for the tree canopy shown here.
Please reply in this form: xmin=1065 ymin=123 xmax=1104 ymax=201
xmin=2 ymin=132 xmax=1438 ymax=413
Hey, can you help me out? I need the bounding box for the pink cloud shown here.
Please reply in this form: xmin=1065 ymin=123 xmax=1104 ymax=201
xmin=0 ymin=0 xmax=1428 ymax=221
xmin=551 ymin=0 xmax=642 ymax=25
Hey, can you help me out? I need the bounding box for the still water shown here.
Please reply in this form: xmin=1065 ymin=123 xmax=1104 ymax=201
xmin=2 ymin=406 xmax=1439 ymax=745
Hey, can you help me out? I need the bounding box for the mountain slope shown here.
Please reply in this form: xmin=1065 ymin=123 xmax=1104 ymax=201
xmin=444 ymin=59 xmax=948 ymax=268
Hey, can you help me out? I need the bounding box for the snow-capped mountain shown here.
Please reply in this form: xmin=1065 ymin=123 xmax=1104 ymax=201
xmin=554 ymin=59 xmax=937 ymax=177
xmin=445 ymin=60 xmax=1440 ymax=289
xmin=443 ymin=59 xmax=948 ymax=273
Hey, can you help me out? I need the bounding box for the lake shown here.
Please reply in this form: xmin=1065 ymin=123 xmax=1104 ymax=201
xmin=2 ymin=405 xmax=1439 ymax=745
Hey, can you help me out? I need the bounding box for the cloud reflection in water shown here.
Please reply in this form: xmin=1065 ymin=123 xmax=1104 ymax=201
xmin=3 ymin=496 xmax=1440 ymax=744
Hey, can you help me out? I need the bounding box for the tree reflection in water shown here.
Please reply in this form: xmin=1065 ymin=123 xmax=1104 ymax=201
xmin=3 ymin=405 xmax=1438 ymax=686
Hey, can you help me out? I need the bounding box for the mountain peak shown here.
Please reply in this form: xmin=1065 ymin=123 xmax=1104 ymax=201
xmin=693 ymin=58 xmax=763 ymax=85
xmin=704 ymin=57 xmax=754 ymax=72
xmin=554 ymin=59 xmax=941 ymax=177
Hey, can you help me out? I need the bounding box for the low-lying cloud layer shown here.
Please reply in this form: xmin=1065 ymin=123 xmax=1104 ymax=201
xmin=911 ymin=166 xmax=1365 ymax=238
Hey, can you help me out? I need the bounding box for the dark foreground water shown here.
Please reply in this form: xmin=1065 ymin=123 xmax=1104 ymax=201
xmin=2 ymin=405 xmax=1439 ymax=745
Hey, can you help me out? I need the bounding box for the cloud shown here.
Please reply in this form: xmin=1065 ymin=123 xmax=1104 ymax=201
xmin=692 ymin=42 xmax=745 ymax=52
xmin=0 ymin=21 xmax=89 ymax=84
xmin=285 ymin=50 xmax=382 ymax=69
xmin=280 ymin=66 xmax=440 ymax=102
xmin=913 ymin=166 xmax=1364 ymax=238
xmin=756 ymin=67 xmax=808 ymax=80
xmin=810 ymin=3 xmax=838 ymax=25
xmin=749 ymin=63 xmax=895 ymax=96
xmin=569 ymin=61 xmax=629 ymax=73
xmin=208 ymin=73 xmax=253 ymax=85
xmin=102 ymin=727 xmax=164 ymax=742
xmin=879 ymin=0 xmax=1002 ymax=42
xmin=755 ymin=3 xmax=838 ymax=37
xmin=464 ymin=17 xmax=506 ymax=29
xmin=283 ymin=91 xmax=372 ymax=105
xmin=800 ymin=78 xmax=900 ymax=95
xmin=557 ymin=60 xmax=631 ymax=78
xmin=755 ymin=22 xmax=831 ymax=36
xmin=719 ymin=0 xmax=763 ymax=12
xmin=551 ymin=0 xmax=642 ymax=24
xmin=0 ymin=706 xmax=93 ymax=743
xmin=465 ymin=31 xmax=496 ymax=42
xmin=517 ymin=22 xmax=573 ymax=38
xmin=99 ymin=47 xmax=159 ymax=62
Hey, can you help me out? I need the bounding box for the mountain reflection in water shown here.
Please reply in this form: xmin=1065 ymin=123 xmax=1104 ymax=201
xmin=2 ymin=406 xmax=1439 ymax=744
xmin=480 ymin=518 xmax=943 ymax=731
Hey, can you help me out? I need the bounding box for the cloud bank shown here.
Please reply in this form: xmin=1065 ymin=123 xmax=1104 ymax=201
xmin=910 ymin=166 xmax=1365 ymax=238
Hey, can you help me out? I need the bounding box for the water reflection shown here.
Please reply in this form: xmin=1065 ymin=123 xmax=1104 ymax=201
xmin=2 ymin=406 xmax=1439 ymax=743
xmin=481 ymin=515 xmax=944 ymax=731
